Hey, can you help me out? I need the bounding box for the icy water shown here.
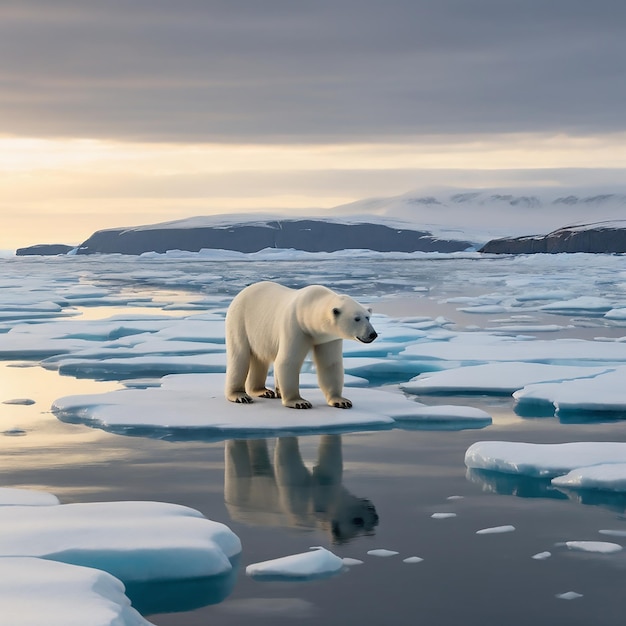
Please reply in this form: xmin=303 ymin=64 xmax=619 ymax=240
xmin=1 ymin=253 xmax=626 ymax=625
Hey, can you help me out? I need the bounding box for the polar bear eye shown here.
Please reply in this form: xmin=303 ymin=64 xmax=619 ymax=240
xmin=354 ymin=316 xmax=361 ymax=322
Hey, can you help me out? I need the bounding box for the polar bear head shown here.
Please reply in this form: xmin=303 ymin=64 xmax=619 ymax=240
xmin=331 ymin=296 xmax=378 ymax=344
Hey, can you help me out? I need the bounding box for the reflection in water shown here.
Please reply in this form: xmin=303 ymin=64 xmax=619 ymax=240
xmin=467 ymin=468 xmax=626 ymax=514
xmin=125 ymin=556 xmax=240 ymax=616
xmin=225 ymin=435 xmax=378 ymax=543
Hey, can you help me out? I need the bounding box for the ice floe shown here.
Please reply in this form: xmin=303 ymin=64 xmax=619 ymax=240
xmin=403 ymin=556 xmax=424 ymax=564
xmin=465 ymin=441 xmax=626 ymax=489
xmin=431 ymin=512 xmax=457 ymax=519
xmin=366 ymin=549 xmax=399 ymax=557
xmin=551 ymin=464 xmax=626 ymax=492
xmin=556 ymin=591 xmax=583 ymax=600
xmin=0 ymin=487 xmax=60 ymax=506
xmin=402 ymin=363 xmax=613 ymax=395
xmin=0 ymin=557 xmax=154 ymax=626
xmin=52 ymin=372 xmax=492 ymax=440
xmin=513 ymin=366 xmax=626 ymax=416
xmin=564 ymin=541 xmax=623 ymax=554
xmin=0 ymin=500 xmax=241 ymax=581
xmin=475 ymin=525 xmax=516 ymax=534
xmin=246 ymin=547 xmax=344 ymax=581
xmin=531 ymin=551 xmax=552 ymax=560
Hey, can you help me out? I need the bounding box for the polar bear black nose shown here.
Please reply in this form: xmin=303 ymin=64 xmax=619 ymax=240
xmin=368 ymin=331 xmax=378 ymax=341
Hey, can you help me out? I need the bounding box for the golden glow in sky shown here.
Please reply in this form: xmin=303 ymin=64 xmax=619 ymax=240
xmin=2 ymin=132 xmax=626 ymax=250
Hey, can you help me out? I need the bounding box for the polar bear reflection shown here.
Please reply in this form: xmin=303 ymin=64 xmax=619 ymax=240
xmin=224 ymin=435 xmax=378 ymax=543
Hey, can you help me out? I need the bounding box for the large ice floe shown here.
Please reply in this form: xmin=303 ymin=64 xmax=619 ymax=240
xmin=52 ymin=373 xmax=492 ymax=439
xmin=0 ymin=557 xmax=155 ymax=626
xmin=465 ymin=441 xmax=626 ymax=494
xmin=0 ymin=488 xmax=242 ymax=625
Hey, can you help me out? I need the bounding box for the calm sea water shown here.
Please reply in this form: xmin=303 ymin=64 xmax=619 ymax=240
xmin=1 ymin=254 xmax=626 ymax=625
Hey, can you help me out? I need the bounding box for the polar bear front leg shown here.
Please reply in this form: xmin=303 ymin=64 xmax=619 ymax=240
xmin=275 ymin=343 xmax=312 ymax=409
xmin=313 ymin=340 xmax=352 ymax=409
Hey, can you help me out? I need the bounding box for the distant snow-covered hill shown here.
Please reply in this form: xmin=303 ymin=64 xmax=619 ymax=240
xmin=333 ymin=187 xmax=626 ymax=243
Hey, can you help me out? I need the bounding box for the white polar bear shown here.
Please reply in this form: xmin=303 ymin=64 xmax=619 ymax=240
xmin=225 ymin=281 xmax=377 ymax=409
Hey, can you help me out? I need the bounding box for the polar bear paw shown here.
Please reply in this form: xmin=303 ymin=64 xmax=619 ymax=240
xmin=229 ymin=391 xmax=254 ymax=404
xmin=284 ymin=398 xmax=313 ymax=409
xmin=251 ymin=388 xmax=278 ymax=399
xmin=328 ymin=397 xmax=353 ymax=409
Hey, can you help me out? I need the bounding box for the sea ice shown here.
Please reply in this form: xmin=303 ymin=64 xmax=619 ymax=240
xmin=513 ymin=366 xmax=626 ymax=415
xmin=0 ymin=557 xmax=154 ymax=626
xmin=531 ymin=551 xmax=552 ymax=560
xmin=52 ymin=373 xmax=490 ymax=439
xmin=0 ymin=500 xmax=241 ymax=581
xmin=551 ymin=464 xmax=626 ymax=492
xmin=556 ymin=591 xmax=583 ymax=600
xmin=246 ymin=547 xmax=344 ymax=581
xmin=565 ymin=541 xmax=623 ymax=554
xmin=402 ymin=363 xmax=612 ymax=395
xmin=403 ymin=556 xmax=424 ymax=563
xmin=431 ymin=513 xmax=457 ymax=519
xmin=476 ymin=525 xmax=516 ymax=534
xmin=1 ymin=397 xmax=36 ymax=405
xmin=465 ymin=441 xmax=626 ymax=479
xmin=366 ymin=549 xmax=399 ymax=557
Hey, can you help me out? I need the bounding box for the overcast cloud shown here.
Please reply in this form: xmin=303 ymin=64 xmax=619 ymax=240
xmin=2 ymin=0 xmax=625 ymax=142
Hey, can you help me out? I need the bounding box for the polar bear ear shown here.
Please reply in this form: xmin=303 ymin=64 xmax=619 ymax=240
xmin=367 ymin=307 xmax=372 ymax=313
xmin=332 ymin=307 xmax=341 ymax=316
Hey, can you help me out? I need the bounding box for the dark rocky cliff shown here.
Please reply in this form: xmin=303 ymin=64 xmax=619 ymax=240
xmin=480 ymin=221 xmax=626 ymax=254
xmin=74 ymin=219 xmax=474 ymax=255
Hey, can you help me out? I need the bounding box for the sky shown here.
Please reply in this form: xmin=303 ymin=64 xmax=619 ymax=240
xmin=2 ymin=0 xmax=626 ymax=249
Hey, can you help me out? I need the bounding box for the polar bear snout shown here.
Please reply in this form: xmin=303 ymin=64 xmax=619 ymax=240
xmin=357 ymin=330 xmax=378 ymax=343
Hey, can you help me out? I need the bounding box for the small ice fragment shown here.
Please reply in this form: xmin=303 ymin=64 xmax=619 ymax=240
xmin=431 ymin=513 xmax=457 ymax=519
xmin=446 ymin=495 xmax=464 ymax=501
xmin=246 ymin=547 xmax=344 ymax=580
xmin=342 ymin=558 xmax=364 ymax=566
xmin=599 ymin=529 xmax=626 ymax=537
xmin=556 ymin=591 xmax=583 ymax=600
xmin=476 ymin=525 xmax=515 ymax=535
xmin=367 ymin=549 xmax=399 ymax=557
xmin=565 ymin=541 xmax=623 ymax=554
xmin=2 ymin=398 xmax=35 ymax=405
xmin=532 ymin=551 xmax=551 ymax=560
xmin=403 ymin=556 xmax=424 ymax=564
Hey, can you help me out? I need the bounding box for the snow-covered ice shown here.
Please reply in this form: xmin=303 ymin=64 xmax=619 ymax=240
xmin=475 ymin=525 xmax=516 ymax=534
xmin=565 ymin=541 xmax=623 ymax=554
xmin=366 ymin=549 xmax=400 ymax=557
xmin=556 ymin=591 xmax=583 ymax=600
xmin=0 ymin=557 xmax=155 ymax=626
xmin=431 ymin=513 xmax=457 ymax=519
xmin=465 ymin=441 xmax=626 ymax=480
xmin=246 ymin=547 xmax=344 ymax=581
xmin=0 ymin=487 xmax=60 ymax=506
xmin=551 ymin=464 xmax=626 ymax=492
xmin=403 ymin=556 xmax=424 ymax=563
xmin=0 ymin=500 xmax=241 ymax=581
xmin=531 ymin=551 xmax=552 ymax=560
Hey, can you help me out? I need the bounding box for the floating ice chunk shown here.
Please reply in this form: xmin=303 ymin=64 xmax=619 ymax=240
xmin=447 ymin=495 xmax=464 ymax=500
xmin=556 ymin=591 xmax=583 ymax=600
xmin=392 ymin=405 xmax=492 ymax=430
xmin=551 ymin=464 xmax=626 ymax=492
xmin=540 ymin=296 xmax=613 ymax=315
xmin=0 ymin=557 xmax=155 ymax=626
xmin=599 ymin=529 xmax=626 ymax=538
xmin=367 ymin=549 xmax=399 ymax=557
xmin=565 ymin=541 xmax=623 ymax=554
xmin=476 ymin=525 xmax=515 ymax=534
xmin=431 ymin=513 xmax=457 ymax=519
xmin=0 ymin=487 xmax=60 ymax=506
xmin=0 ymin=501 xmax=241 ymax=581
xmin=403 ymin=556 xmax=424 ymax=563
xmin=401 ymin=334 xmax=626 ymax=365
xmin=246 ymin=547 xmax=344 ymax=581
xmin=513 ymin=366 xmax=626 ymax=415
xmin=531 ymin=551 xmax=551 ymax=560
xmin=465 ymin=441 xmax=626 ymax=478
xmin=402 ymin=363 xmax=611 ymax=395
xmin=605 ymin=308 xmax=626 ymax=320
xmin=2 ymin=398 xmax=35 ymax=405
xmin=342 ymin=558 xmax=364 ymax=566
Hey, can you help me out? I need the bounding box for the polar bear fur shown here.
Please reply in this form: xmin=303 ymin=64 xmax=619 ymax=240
xmin=225 ymin=281 xmax=377 ymax=409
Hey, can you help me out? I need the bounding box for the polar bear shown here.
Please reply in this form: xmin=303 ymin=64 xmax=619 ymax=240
xmin=225 ymin=281 xmax=377 ymax=409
